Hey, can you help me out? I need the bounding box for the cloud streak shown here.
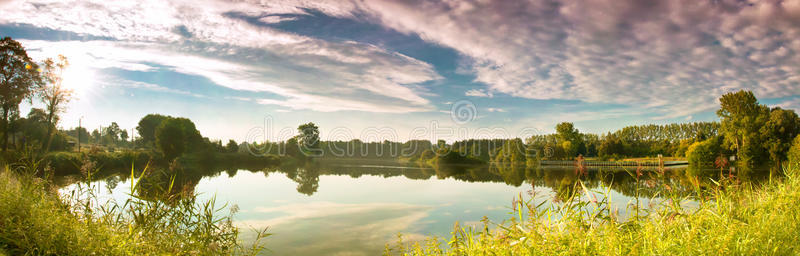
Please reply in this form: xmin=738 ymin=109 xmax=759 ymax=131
xmin=1 ymin=0 xmax=441 ymax=113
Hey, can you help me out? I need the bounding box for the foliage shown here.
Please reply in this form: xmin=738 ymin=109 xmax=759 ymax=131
xmin=39 ymin=55 xmax=74 ymax=152
xmin=686 ymin=136 xmax=723 ymax=166
xmin=136 ymin=114 xmax=169 ymax=148
xmin=389 ymin=163 xmax=800 ymax=256
xmin=0 ymin=159 xmax=269 ymax=255
xmin=0 ymin=37 xmax=42 ymax=151
xmin=717 ymin=90 xmax=770 ymax=166
xmin=789 ymin=135 xmax=800 ymax=167
xmin=226 ymin=139 xmax=239 ymax=153
xmin=155 ymin=118 xmax=187 ymax=161
xmin=297 ymin=122 xmax=321 ymax=157
xmin=761 ymin=107 xmax=800 ymax=166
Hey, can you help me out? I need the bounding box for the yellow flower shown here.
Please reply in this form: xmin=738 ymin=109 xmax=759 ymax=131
xmin=25 ymin=64 xmax=32 ymax=70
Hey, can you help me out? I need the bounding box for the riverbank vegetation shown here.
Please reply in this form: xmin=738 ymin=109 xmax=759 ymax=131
xmin=0 ymin=155 xmax=269 ymax=255
xmin=387 ymin=162 xmax=800 ymax=255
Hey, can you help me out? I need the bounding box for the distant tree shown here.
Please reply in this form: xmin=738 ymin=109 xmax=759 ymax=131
xmin=136 ymin=114 xmax=169 ymax=148
xmin=598 ymin=133 xmax=624 ymax=158
xmin=40 ymin=55 xmax=74 ymax=151
xmin=104 ymin=122 xmax=121 ymax=144
xmin=120 ymin=129 xmax=129 ymax=142
xmin=555 ymin=122 xmax=584 ymax=157
xmin=717 ymin=90 xmax=770 ymax=166
xmin=91 ymin=129 xmax=101 ymax=143
xmin=65 ymin=126 xmax=89 ymax=143
xmin=760 ymin=107 xmax=800 ymax=166
xmin=155 ymin=118 xmax=186 ymax=160
xmin=0 ymin=37 xmax=42 ymax=151
xmin=226 ymin=139 xmax=238 ymax=153
xmin=297 ymin=122 xmax=320 ymax=156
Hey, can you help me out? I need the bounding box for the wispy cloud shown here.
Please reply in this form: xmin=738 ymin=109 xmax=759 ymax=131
xmin=2 ymin=0 xmax=441 ymax=113
xmin=465 ymin=89 xmax=493 ymax=98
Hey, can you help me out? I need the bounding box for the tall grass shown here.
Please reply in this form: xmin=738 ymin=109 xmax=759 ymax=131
xmin=387 ymin=163 xmax=800 ymax=255
xmin=0 ymin=154 xmax=269 ymax=255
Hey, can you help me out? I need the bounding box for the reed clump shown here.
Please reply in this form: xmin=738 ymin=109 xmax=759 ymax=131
xmin=0 ymin=153 xmax=269 ymax=255
xmin=388 ymin=163 xmax=800 ymax=255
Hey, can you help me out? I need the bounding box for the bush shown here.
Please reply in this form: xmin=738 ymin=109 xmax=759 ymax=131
xmin=686 ymin=136 xmax=722 ymax=166
xmin=43 ymin=151 xmax=156 ymax=175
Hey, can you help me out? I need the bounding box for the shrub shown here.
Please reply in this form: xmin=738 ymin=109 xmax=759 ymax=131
xmin=686 ymin=136 xmax=722 ymax=166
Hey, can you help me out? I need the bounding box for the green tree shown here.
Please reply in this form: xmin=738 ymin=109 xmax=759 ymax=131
xmin=297 ymin=122 xmax=320 ymax=157
xmin=40 ymin=55 xmax=74 ymax=151
xmin=155 ymin=118 xmax=186 ymax=160
xmin=717 ymin=90 xmax=770 ymax=167
xmin=120 ymin=129 xmax=129 ymax=143
xmin=686 ymin=136 xmax=722 ymax=166
xmin=760 ymin=107 xmax=800 ymax=166
xmin=0 ymin=37 xmax=42 ymax=151
xmin=137 ymin=114 xmax=169 ymax=148
xmin=598 ymin=133 xmax=624 ymax=158
xmin=226 ymin=139 xmax=239 ymax=153
xmin=91 ymin=129 xmax=101 ymax=143
xmin=104 ymin=122 xmax=121 ymax=145
xmin=555 ymin=122 xmax=584 ymax=157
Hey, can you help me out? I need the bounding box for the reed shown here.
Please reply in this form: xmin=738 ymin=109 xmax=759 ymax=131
xmin=387 ymin=163 xmax=800 ymax=255
xmin=0 ymin=152 xmax=269 ymax=255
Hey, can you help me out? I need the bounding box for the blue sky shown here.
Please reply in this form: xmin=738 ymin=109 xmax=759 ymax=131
xmin=2 ymin=0 xmax=800 ymax=142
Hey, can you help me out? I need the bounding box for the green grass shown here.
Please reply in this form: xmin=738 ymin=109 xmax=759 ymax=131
xmin=0 ymin=160 xmax=269 ymax=255
xmin=388 ymin=163 xmax=800 ymax=255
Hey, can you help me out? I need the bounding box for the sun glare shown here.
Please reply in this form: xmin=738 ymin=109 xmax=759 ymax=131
xmin=61 ymin=63 xmax=95 ymax=96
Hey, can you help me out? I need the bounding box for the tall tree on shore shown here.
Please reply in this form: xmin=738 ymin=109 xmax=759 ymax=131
xmin=40 ymin=55 xmax=73 ymax=151
xmin=761 ymin=107 xmax=800 ymax=166
xmin=137 ymin=114 xmax=169 ymax=148
xmin=0 ymin=37 xmax=41 ymax=151
xmin=297 ymin=122 xmax=321 ymax=157
xmin=555 ymin=122 xmax=584 ymax=157
xmin=717 ymin=90 xmax=770 ymax=167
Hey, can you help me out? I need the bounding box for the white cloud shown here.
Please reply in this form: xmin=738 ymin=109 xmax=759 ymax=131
xmin=777 ymin=98 xmax=800 ymax=111
xmin=339 ymin=0 xmax=800 ymax=117
xmin=2 ymin=0 xmax=441 ymax=113
xmin=465 ymin=89 xmax=492 ymax=97
xmin=486 ymin=108 xmax=505 ymax=113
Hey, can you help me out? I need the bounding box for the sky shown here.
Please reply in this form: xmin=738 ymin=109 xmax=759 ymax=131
xmin=2 ymin=0 xmax=800 ymax=142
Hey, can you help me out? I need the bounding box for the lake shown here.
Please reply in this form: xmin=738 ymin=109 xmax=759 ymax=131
xmin=57 ymin=159 xmax=768 ymax=255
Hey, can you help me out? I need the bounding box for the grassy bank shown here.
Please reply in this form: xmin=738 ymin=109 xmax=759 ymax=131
xmin=0 ymin=163 xmax=268 ymax=255
xmin=388 ymin=163 xmax=800 ymax=255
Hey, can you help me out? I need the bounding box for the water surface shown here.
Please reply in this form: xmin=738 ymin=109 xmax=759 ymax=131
xmin=58 ymin=160 xmax=766 ymax=255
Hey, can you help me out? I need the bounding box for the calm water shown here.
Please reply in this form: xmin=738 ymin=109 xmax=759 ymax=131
xmin=57 ymin=160 xmax=767 ymax=255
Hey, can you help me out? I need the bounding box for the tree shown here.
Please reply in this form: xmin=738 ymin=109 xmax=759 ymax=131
xmin=137 ymin=114 xmax=168 ymax=148
xmin=297 ymin=122 xmax=320 ymax=157
xmin=717 ymin=90 xmax=770 ymax=167
xmin=40 ymin=55 xmax=74 ymax=151
xmin=155 ymin=118 xmax=186 ymax=160
xmin=91 ymin=129 xmax=101 ymax=143
xmin=760 ymin=107 xmax=800 ymax=166
xmin=0 ymin=37 xmax=41 ymax=151
xmin=104 ymin=122 xmax=121 ymax=145
xmin=686 ymin=136 xmax=722 ymax=166
xmin=226 ymin=139 xmax=239 ymax=153
xmin=555 ymin=122 xmax=584 ymax=157
xmin=120 ymin=129 xmax=129 ymax=142
xmin=598 ymin=133 xmax=624 ymax=158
